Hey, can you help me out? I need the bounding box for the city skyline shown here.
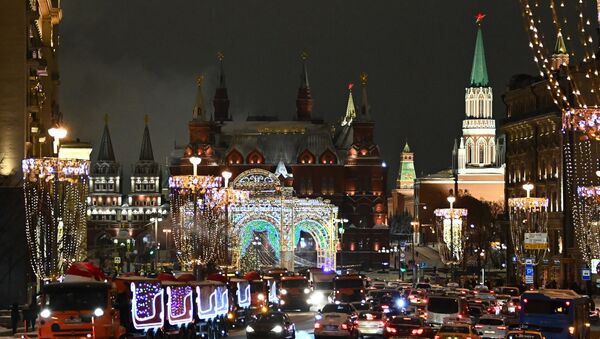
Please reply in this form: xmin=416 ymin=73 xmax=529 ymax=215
xmin=58 ymin=1 xmax=546 ymax=186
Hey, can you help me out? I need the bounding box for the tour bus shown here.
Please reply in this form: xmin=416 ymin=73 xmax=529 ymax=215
xmin=519 ymin=289 xmax=590 ymax=339
xmin=278 ymin=275 xmax=311 ymax=311
xmin=425 ymin=295 xmax=469 ymax=328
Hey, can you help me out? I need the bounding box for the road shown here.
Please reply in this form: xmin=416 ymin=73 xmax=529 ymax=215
xmin=228 ymin=311 xmax=317 ymax=339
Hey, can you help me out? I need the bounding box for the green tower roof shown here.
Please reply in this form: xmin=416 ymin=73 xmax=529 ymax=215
xmin=469 ymin=26 xmax=489 ymax=87
xmin=554 ymin=31 xmax=567 ymax=54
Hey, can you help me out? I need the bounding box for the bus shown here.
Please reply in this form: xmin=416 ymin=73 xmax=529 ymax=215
xmin=519 ymin=289 xmax=590 ymax=339
xmin=425 ymin=295 xmax=468 ymax=328
xmin=333 ymin=274 xmax=365 ymax=302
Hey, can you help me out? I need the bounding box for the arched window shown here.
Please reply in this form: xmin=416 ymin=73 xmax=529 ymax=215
xmin=319 ymin=149 xmax=337 ymax=164
xmin=477 ymin=139 xmax=486 ymax=164
xmin=297 ymin=149 xmax=316 ymax=164
xmin=466 ymin=139 xmax=474 ymax=164
xmin=488 ymin=139 xmax=495 ymax=164
xmin=246 ymin=149 xmax=264 ymax=164
xmin=226 ymin=148 xmax=243 ymax=165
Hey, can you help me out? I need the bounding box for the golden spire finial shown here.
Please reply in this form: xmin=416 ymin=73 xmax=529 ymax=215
xmin=196 ymin=74 xmax=204 ymax=86
xmin=300 ymin=51 xmax=309 ymax=61
xmin=103 ymin=114 xmax=109 ymax=125
xmin=360 ymin=72 xmax=368 ymax=86
xmin=144 ymin=114 xmax=149 ymax=125
xmin=217 ymin=51 xmax=224 ymax=61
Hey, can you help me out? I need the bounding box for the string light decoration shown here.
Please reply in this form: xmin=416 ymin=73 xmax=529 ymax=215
xmin=22 ymin=157 xmax=90 ymax=281
xmin=519 ymin=0 xmax=600 ymax=267
xmin=434 ymin=208 xmax=468 ymax=265
xmin=169 ymin=174 xmax=249 ymax=270
xmin=508 ymin=184 xmax=549 ymax=267
xmin=130 ymin=280 xmax=164 ymax=331
xmin=166 ymin=285 xmax=193 ymax=326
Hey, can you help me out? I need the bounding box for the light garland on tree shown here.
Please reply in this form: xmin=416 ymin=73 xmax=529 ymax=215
xmin=434 ymin=208 xmax=468 ymax=265
xmin=22 ymin=157 xmax=89 ymax=281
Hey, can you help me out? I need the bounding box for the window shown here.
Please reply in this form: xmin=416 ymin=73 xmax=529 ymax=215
xmin=479 ymin=146 xmax=484 ymax=164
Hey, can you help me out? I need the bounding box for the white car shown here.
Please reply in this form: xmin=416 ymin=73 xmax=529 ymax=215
xmin=314 ymin=303 xmax=356 ymax=338
xmin=474 ymin=315 xmax=508 ymax=339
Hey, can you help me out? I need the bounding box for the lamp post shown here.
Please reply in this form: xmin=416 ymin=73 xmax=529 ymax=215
xmin=410 ymin=220 xmax=419 ymax=283
xmin=189 ymin=156 xmax=201 ymax=176
xmin=447 ymin=195 xmax=456 ymax=281
xmin=222 ymin=170 xmax=232 ymax=188
xmin=48 ymin=124 xmax=67 ymax=155
xmin=252 ymin=236 xmax=261 ymax=270
xmin=150 ymin=214 xmax=163 ymax=271
xmin=334 ymin=218 xmax=348 ymax=272
xmin=162 ymin=228 xmax=172 ymax=261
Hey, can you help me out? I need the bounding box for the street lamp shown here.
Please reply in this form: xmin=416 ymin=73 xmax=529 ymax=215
xmin=189 ymin=156 xmax=201 ymax=176
xmin=252 ymin=236 xmax=261 ymax=270
xmin=48 ymin=124 xmax=67 ymax=155
xmin=222 ymin=170 xmax=232 ymax=188
xmin=163 ymin=228 xmax=172 ymax=260
xmin=150 ymin=214 xmax=163 ymax=270
xmin=334 ymin=218 xmax=348 ymax=271
xmin=410 ymin=220 xmax=419 ymax=283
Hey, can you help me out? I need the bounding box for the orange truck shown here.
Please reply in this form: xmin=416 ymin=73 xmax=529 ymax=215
xmin=37 ymin=281 xmax=124 ymax=339
xmin=333 ymin=274 xmax=366 ymax=303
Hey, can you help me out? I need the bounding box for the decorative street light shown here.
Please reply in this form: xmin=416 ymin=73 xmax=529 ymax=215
xmin=334 ymin=218 xmax=348 ymax=271
xmin=222 ymin=170 xmax=232 ymax=188
xmin=252 ymin=236 xmax=261 ymax=270
xmin=48 ymin=124 xmax=67 ymax=155
xmin=189 ymin=156 xmax=201 ymax=176
xmin=434 ymin=196 xmax=467 ymax=282
xmin=508 ymin=183 xmax=548 ymax=284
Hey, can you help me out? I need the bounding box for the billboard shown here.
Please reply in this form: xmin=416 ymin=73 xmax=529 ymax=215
xmin=524 ymin=233 xmax=548 ymax=250
xmin=591 ymin=259 xmax=600 ymax=274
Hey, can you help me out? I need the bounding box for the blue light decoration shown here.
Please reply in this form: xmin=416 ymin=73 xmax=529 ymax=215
xmin=130 ymin=281 xmax=164 ymax=330
xmin=166 ymin=285 xmax=193 ymax=326
xmin=239 ymin=220 xmax=280 ymax=258
xmin=268 ymin=279 xmax=279 ymax=304
xmin=215 ymin=285 xmax=229 ymax=316
xmin=237 ymin=281 xmax=251 ymax=308
xmin=196 ymin=285 xmax=217 ymax=320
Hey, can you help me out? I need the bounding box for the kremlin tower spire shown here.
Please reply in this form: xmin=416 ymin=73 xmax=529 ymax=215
xmin=296 ymin=51 xmax=313 ymax=121
xmin=551 ymin=31 xmax=569 ymax=69
xmin=358 ymin=72 xmax=372 ymax=121
xmin=98 ymin=114 xmax=116 ymax=161
xmin=213 ymin=52 xmax=231 ymax=122
xmin=192 ymin=75 xmax=206 ymax=121
xmin=341 ymin=83 xmax=357 ymax=126
xmin=397 ymin=142 xmax=416 ymax=190
xmin=138 ymin=115 xmax=154 ymax=161
xmin=459 ymin=13 xmax=496 ymax=168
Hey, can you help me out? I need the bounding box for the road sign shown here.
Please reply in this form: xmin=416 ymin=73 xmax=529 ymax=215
xmin=524 ymin=258 xmax=534 ymax=265
xmin=114 ymin=256 xmax=121 ymax=264
xmin=525 ymin=264 xmax=534 ymax=284
xmin=524 ymin=233 xmax=548 ymax=250
xmin=400 ymin=252 xmax=406 ymax=259
xmin=400 ymin=241 xmax=407 ymax=252
xmin=582 ymin=268 xmax=592 ymax=281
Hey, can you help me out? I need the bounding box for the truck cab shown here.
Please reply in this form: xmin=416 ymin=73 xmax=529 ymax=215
xmin=333 ymin=274 xmax=366 ymax=303
xmin=278 ymin=275 xmax=311 ymax=311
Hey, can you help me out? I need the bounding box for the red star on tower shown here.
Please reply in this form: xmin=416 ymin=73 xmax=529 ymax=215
xmin=475 ymin=12 xmax=486 ymax=25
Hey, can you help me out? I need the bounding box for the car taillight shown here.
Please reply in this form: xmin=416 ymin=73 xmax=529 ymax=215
xmin=386 ymin=326 xmax=397 ymax=334
xmin=379 ymin=321 xmax=385 ymax=327
xmin=341 ymin=323 xmax=349 ymax=330
xmin=411 ymin=328 xmax=424 ymax=335
xmin=423 ymin=299 xmax=428 ymax=303
xmin=434 ymin=335 xmax=440 ymax=339
xmin=568 ymin=326 xmax=575 ymax=335
xmin=497 ymin=326 xmax=507 ymax=330
xmin=475 ymin=325 xmax=483 ymax=329
xmin=466 ymin=336 xmax=472 ymax=339
xmin=314 ymin=322 xmax=321 ymax=329
xmin=353 ymin=320 xmax=358 ymax=325
xmin=457 ymin=314 xmax=463 ymax=319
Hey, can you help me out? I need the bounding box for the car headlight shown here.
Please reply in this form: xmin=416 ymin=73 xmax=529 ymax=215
xmin=40 ymin=309 xmax=51 ymax=319
xmin=396 ymin=299 xmax=406 ymax=308
xmin=315 ymin=314 xmax=323 ymax=320
xmin=94 ymin=308 xmax=104 ymax=317
xmin=280 ymin=289 xmax=287 ymax=295
xmin=246 ymin=325 xmax=255 ymax=333
xmin=257 ymin=293 xmax=265 ymax=301
xmin=304 ymin=288 xmax=311 ymax=294
xmin=272 ymin=325 xmax=283 ymax=333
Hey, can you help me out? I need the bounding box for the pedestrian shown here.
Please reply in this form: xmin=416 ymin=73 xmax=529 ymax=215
xmin=10 ymin=303 xmax=20 ymax=335
xmin=28 ymin=299 xmax=38 ymax=331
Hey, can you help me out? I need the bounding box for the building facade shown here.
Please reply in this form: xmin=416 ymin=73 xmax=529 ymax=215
xmin=169 ymin=60 xmax=388 ymax=229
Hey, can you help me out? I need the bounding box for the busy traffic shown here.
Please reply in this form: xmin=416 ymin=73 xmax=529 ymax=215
xmin=34 ymin=262 xmax=597 ymax=339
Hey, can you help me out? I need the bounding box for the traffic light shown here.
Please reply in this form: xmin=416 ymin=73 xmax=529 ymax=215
xmin=149 ymin=247 xmax=156 ymax=257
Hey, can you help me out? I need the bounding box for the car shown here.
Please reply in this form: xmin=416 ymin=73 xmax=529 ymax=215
xmin=355 ymin=311 xmax=386 ymax=338
xmin=351 ymin=301 xmax=372 ymax=312
xmin=383 ymin=316 xmax=435 ymax=339
xmin=501 ymin=297 xmax=520 ymax=315
xmin=415 ymin=282 xmax=432 ymax=291
xmin=504 ymin=329 xmax=544 ymax=339
xmin=245 ymin=311 xmax=295 ymax=339
xmin=474 ymin=315 xmax=507 ymax=339
xmin=494 ymin=286 xmax=520 ymax=297
xmin=315 ymin=303 xmax=357 ymax=338
xmin=408 ymin=289 xmax=428 ymax=306
xmin=468 ymin=305 xmax=485 ymax=323
xmin=372 ymin=281 xmax=387 ymax=289
xmin=434 ymin=323 xmax=481 ymax=339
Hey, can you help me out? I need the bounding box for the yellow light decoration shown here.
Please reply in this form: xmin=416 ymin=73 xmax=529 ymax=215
xmin=434 ymin=208 xmax=468 ymax=265
xmin=22 ymin=157 xmax=90 ymax=281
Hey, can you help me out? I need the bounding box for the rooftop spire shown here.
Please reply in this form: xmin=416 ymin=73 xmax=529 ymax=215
xmin=98 ymin=114 xmax=116 ymax=161
xmin=296 ymin=51 xmax=313 ymax=121
xmin=213 ymin=52 xmax=230 ymax=122
xmin=403 ymin=142 xmax=411 ymax=153
xmin=139 ymin=115 xmax=154 ymax=161
xmin=341 ymin=83 xmax=357 ymax=126
xmin=554 ymin=30 xmax=567 ymax=54
xmin=551 ymin=30 xmax=570 ymax=69
xmin=192 ymin=75 xmax=206 ymax=120
xmin=469 ymin=13 xmax=489 ymax=87
xmin=358 ymin=72 xmax=371 ymax=121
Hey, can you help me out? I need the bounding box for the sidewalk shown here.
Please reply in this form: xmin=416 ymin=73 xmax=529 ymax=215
xmin=0 ymin=325 xmax=37 ymax=338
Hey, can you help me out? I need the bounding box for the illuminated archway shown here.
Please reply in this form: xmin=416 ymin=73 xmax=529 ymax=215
xmin=229 ymin=169 xmax=338 ymax=271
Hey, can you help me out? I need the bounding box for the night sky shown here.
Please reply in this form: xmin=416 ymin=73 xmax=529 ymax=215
xmin=59 ymin=1 xmax=538 ymax=188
